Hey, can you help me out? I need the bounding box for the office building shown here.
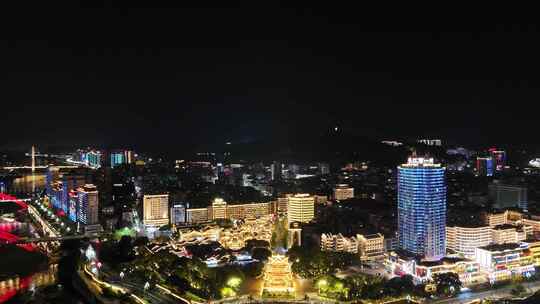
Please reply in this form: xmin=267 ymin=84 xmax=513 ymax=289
xmin=288 ymin=222 xmax=302 ymax=249
xmin=489 ymin=182 xmax=528 ymax=211
xmin=277 ymin=196 xmax=290 ymax=213
xmin=142 ymin=194 xmax=169 ymax=227
xmin=476 ymin=157 xmax=494 ymax=177
xmin=333 ymin=184 xmax=354 ymax=201
xmin=446 ymin=225 xmax=492 ymax=258
xmin=77 ymin=184 xmax=99 ymax=225
xmin=87 ymin=150 xmax=102 ymax=168
xmin=318 ymin=162 xmax=330 ymax=175
xmin=124 ymin=150 xmax=134 ymax=164
xmin=491 ymin=224 xmax=531 ymax=244
xmin=484 ymin=210 xmax=523 ymax=227
xmin=50 ymin=181 xmax=67 ymax=211
xmin=61 ymin=173 xmax=88 ymax=192
xmin=45 ymin=166 xmax=60 ymax=196
xmin=68 ymin=190 xmax=78 ymax=222
xmin=398 ymin=157 xmax=446 ymax=261
xmin=489 ymin=149 xmax=506 ymax=171
xmin=320 ymin=233 xmax=359 ymax=253
xmin=110 ymin=151 xmax=125 ymax=168
xmin=417 ymin=139 xmax=442 ymax=146
xmin=287 ymin=193 xmax=315 ymax=224
xmin=211 ymin=198 xmax=227 ymax=220
xmin=186 ymin=208 xmax=209 ymax=224
xmin=358 ymin=233 xmax=385 ymax=261
xmin=226 ymin=202 xmax=272 ymax=220
xmin=271 ymin=161 xmax=282 ymax=181
xmin=170 ymin=204 xmax=186 ymax=225
xmin=314 ymin=195 xmax=327 ymax=205
xmin=522 ymin=217 xmax=540 ymax=235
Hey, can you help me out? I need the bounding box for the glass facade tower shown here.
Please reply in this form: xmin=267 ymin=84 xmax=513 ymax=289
xmin=398 ymin=157 xmax=446 ymax=261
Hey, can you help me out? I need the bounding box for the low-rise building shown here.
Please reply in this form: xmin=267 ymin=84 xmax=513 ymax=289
xmin=491 ymin=224 xmax=531 ymax=244
xmin=385 ymin=251 xmax=482 ymax=285
xmin=484 ymin=210 xmax=523 ymax=227
xmin=333 ymin=184 xmax=354 ymax=201
xmin=277 ymin=195 xmax=290 ymax=213
xmin=314 ymin=195 xmax=328 ymax=205
xmin=475 ymin=243 xmax=535 ymax=283
xmin=521 ymin=217 xmax=540 ymax=236
xmin=320 ymin=233 xmax=358 ymax=254
xmin=226 ymin=202 xmax=272 ymax=220
xmin=211 ymin=198 xmax=227 ymax=220
xmin=357 ymin=233 xmax=385 ymax=261
xmin=446 ymin=225 xmax=492 ymax=259
xmin=186 ymin=208 xmax=209 ymax=224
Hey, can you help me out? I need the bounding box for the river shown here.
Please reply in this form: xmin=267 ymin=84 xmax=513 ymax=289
xmin=0 ymin=264 xmax=57 ymax=303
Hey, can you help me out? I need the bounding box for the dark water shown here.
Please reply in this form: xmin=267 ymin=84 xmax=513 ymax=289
xmin=0 ymin=264 xmax=57 ymax=303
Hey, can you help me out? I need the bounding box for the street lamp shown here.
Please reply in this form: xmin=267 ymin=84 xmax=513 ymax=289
xmin=144 ymin=281 xmax=150 ymax=292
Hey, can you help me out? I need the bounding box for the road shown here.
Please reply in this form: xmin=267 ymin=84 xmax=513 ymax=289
xmin=431 ymin=280 xmax=540 ymax=304
xmin=101 ymin=269 xmax=188 ymax=304
xmin=335 ymin=262 xmax=390 ymax=280
xmin=111 ymin=280 xmax=179 ymax=304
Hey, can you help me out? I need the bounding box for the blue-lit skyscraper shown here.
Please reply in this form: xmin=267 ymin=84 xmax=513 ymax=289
xmin=110 ymin=151 xmax=125 ymax=168
xmin=77 ymin=184 xmax=99 ymax=225
xmin=398 ymin=157 xmax=446 ymax=261
xmin=87 ymin=151 xmax=102 ymax=168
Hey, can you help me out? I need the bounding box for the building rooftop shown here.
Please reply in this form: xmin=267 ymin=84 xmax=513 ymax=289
xmin=417 ymin=256 xmax=469 ymax=267
xmin=493 ymin=224 xmax=518 ymax=230
xmin=446 ymin=221 xmax=488 ymax=229
xmin=400 ymin=157 xmax=442 ymax=168
xmin=359 ymin=233 xmax=383 ymax=239
xmin=478 ymin=243 xmax=522 ymax=252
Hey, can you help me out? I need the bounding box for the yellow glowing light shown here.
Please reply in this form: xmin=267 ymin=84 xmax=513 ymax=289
xmin=221 ymin=287 xmax=236 ymax=297
xmin=227 ymin=277 xmax=242 ymax=288
xmin=317 ymin=279 xmax=327 ymax=287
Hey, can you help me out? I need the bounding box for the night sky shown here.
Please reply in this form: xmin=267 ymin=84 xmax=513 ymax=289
xmin=2 ymin=3 xmax=540 ymax=154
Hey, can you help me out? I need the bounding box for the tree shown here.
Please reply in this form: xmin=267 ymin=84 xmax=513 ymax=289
xmin=244 ymin=239 xmax=270 ymax=251
xmin=118 ymin=235 xmax=134 ymax=261
xmin=252 ymin=247 xmax=272 ymax=262
xmin=383 ymin=275 xmax=414 ymax=297
xmin=58 ymin=239 xmax=82 ymax=289
xmin=133 ymin=236 xmax=149 ymax=247
xmin=511 ymin=283 xmax=526 ymax=296
xmin=432 ymin=272 xmax=462 ymax=296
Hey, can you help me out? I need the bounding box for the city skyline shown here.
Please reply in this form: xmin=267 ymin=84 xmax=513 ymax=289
xmin=4 ymin=3 xmax=540 ymax=303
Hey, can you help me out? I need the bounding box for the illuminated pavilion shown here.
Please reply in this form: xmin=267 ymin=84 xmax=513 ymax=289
xmin=262 ymin=254 xmax=295 ymax=296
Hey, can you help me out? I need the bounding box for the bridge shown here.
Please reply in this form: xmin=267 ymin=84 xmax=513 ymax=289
xmin=0 ymin=193 xmax=36 ymax=251
xmin=0 ymin=193 xmax=28 ymax=210
xmin=0 ymin=230 xmax=36 ymax=251
xmin=1 ymin=165 xmax=80 ymax=170
xmin=11 ymin=233 xmax=109 ymax=244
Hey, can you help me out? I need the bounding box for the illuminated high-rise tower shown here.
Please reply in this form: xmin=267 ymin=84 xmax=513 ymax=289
xmin=489 ymin=148 xmax=506 ymax=171
xmin=110 ymin=150 xmax=125 ymax=168
xmin=31 ymin=145 xmax=36 ymax=193
xmin=287 ymin=194 xmax=314 ymax=224
xmin=77 ymin=184 xmax=99 ymax=225
xmin=398 ymin=157 xmax=446 ymax=261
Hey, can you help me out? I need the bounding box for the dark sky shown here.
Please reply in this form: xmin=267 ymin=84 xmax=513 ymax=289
xmin=2 ymin=3 xmax=540 ymax=153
